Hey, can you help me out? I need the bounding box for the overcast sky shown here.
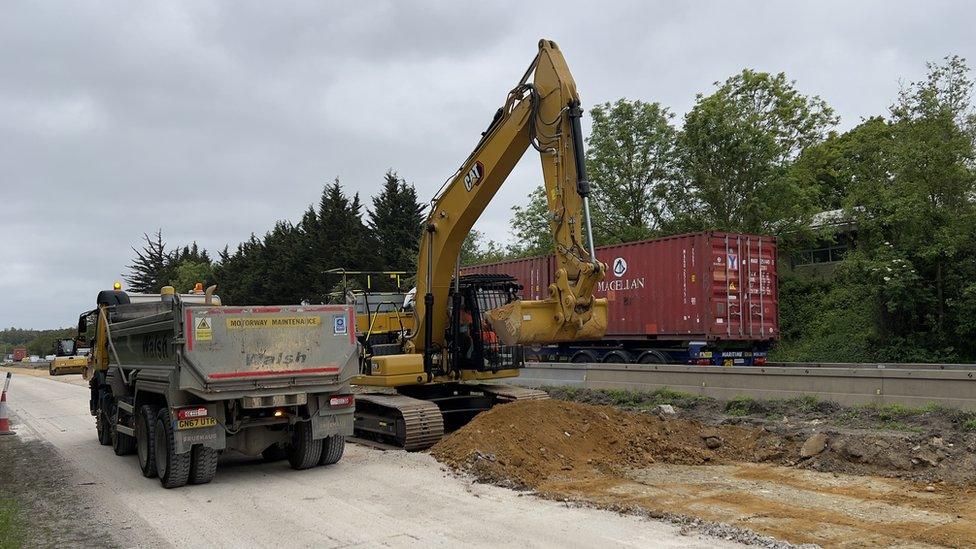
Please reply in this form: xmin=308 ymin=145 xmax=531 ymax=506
xmin=2 ymin=1 xmax=972 ymax=329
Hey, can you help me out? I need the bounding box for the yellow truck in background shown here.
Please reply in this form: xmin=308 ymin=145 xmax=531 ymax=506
xmin=49 ymin=338 xmax=89 ymax=376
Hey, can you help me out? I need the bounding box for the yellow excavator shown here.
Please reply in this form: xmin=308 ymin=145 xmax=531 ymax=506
xmin=353 ymin=39 xmax=608 ymax=449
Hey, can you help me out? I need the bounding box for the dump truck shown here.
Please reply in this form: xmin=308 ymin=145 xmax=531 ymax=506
xmin=82 ymin=284 xmax=358 ymax=488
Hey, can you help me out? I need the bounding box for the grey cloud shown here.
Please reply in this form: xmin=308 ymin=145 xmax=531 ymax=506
xmin=1 ymin=0 xmax=972 ymax=328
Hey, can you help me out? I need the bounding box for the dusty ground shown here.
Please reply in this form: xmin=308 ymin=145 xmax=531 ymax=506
xmin=2 ymin=371 xmax=746 ymax=548
xmin=547 ymin=387 xmax=976 ymax=485
xmin=0 ymin=416 xmax=132 ymax=548
xmin=432 ymin=399 xmax=976 ymax=548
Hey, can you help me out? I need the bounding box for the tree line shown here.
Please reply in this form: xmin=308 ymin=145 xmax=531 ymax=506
xmin=124 ymin=56 xmax=976 ymax=363
xmin=125 ymin=171 xmax=425 ymax=305
xmin=1 ymin=327 xmax=75 ymax=357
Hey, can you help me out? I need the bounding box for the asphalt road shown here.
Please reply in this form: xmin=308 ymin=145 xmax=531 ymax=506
xmin=2 ymin=372 xmax=743 ymax=548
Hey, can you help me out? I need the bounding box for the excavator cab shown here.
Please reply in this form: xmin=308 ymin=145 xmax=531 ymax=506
xmin=447 ymin=274 xmax=524 ymax=374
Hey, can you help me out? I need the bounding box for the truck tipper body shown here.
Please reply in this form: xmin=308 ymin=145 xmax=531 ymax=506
xmin=84 ymin=287 xmax=358 ymax=488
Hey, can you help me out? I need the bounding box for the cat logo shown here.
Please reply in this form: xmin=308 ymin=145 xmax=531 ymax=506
xmin=463 ymin=161 xmax=485 ymax=191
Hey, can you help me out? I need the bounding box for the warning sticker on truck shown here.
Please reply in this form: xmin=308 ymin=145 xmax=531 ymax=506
xmin=226 ymin=316 xmax=322 ymax=329
xmin=195 ymin=317 xmax=213 ymax=341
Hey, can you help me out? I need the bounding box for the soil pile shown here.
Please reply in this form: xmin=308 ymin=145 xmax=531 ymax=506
xmin=431 ymin=399 xmax=790 ymax=488
xmin=431 ymin=398 xmax=976 ymax=547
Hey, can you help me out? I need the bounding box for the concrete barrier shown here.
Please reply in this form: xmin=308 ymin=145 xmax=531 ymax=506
xmin=514 ymin=362 xmax=976 ymax=410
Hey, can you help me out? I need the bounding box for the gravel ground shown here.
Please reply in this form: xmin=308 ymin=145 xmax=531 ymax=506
xmin=0 ymin=413 xmax=142 ymax=548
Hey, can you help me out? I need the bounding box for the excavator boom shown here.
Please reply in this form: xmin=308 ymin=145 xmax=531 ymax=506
xmin=413 ymin=39 xmax=607 ymax=354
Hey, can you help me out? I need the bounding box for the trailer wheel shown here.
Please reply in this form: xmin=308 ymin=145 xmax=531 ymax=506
xmin=570 ymin=351 xmax=598 ymax=364
xmin=96 ymin=406 xmax=112 ymax=446
xmin=154 ymin=409 xmax=191 ymax=489
xmin=136 ymin=405 xmax=158 ymax=478
xmin=319 ymin=435 xmax=345 ymax=466
xmin=286 ymin=421 xmax=322 ymax=470
xmin=189 ymin=445 xmax=218 ymax=484
xmin=637 ymin=350 xmax=669 ymax=364
xmin=602 ymin=351 xmax=631 ymax=364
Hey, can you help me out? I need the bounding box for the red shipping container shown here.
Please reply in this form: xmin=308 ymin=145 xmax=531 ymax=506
xmin=12 ymin=347 xmax=28 ymax=361
xmin=463 ymin=232 xmax=778 ymax=342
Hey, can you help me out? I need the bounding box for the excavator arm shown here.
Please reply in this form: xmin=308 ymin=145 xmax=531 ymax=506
xmin=412 ymin=39 xmax=608 ymax=359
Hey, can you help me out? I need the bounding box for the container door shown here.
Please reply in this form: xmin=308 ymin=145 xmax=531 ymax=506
xmin=747 ymin=237 xmax=778 ymax=339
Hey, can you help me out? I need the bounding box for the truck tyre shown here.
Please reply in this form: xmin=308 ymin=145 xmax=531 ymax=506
xmin=189 ymin=445 xmax=218 ymax=484
xmin=286 ymin=421 xmax=322 ymax=470
xmin=319 ymin=435 xmax=345 ymax=466
xmin=136 ymin=405 xmax=158 ymax=478
xmin=154 ymin=409 xmax=191 ymax=489
xmin=112 ymin=406 xmax=136 ymax=456
xmin=96 ymin=407 xmax=112 ymax=446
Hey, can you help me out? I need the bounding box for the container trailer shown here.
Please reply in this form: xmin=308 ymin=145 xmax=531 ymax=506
xmin=463 ymin=231 xmax=778 ymax=365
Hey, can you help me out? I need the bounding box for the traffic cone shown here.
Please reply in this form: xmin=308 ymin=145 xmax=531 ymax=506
xmin=0 ymin=372 xmax=13 ymax=435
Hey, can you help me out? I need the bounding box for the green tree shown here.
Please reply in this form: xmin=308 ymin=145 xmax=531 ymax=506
xmin=788 ymin=117 xmax=895 ymax=212
xmin=671 ymin=70 xmax=838 ymax=243
xmin=586 ymin=99 xmax=677 ymax=243
xmin=125 ymin=230 xmax=172 ymax=293
xmin=169 ymin=260 xmax=213 ymax=293
xmin=367 ymin=170 xmax=425 ymax=272
xmin=311 ymin=178 xmax=372 ymax=299
xmin=460 ymin=230 xmax=508 ymax=266
xmin=508 ymin=186 xmax=553 ymax=257
xmin=845 ymin=55 xmax=976 ymax=358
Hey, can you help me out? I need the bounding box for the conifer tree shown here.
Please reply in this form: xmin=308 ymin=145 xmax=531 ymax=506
xmin=367 ymin=170 xmax=425 ymax=272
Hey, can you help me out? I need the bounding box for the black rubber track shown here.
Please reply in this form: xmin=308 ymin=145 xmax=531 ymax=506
xmin=286 ymin=421 xmax=322 ymax=470
xmin=136 ymin=405 xmax=158 ymax=478
xmin=189 ymin=445 xmax=218 ymax=484
xmin=319 ymin=435 xmax=345 ymax=466
xmin=155 ymin=409 xmax=191 ymax=489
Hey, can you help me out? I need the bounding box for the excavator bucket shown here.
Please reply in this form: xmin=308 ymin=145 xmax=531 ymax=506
xmin=486 ymin=298 xmax=608 ymax=346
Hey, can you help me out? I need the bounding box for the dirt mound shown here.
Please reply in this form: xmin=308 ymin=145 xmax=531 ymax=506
xmin=432 ymin=398 xmax=976 ymax=547
xmin=431 ymin=399 xmax=790 ymax=488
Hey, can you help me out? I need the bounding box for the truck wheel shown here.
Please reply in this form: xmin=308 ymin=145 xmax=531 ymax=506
xmin=154 ymin=409 xmax=191 ymax=489
xmin=319 ymin=435 xmax=345 ymax=466
xmin=136 ymin=405 xmax=158 ymax=478
xmin=112 ymin=407 xmax=136 ymax=456
xmin=189 ymin=445 xmax=218 ymax=484
xmin=286 ymin=421 xmax=322 ymax=470
xmin=96 ymin=407 xmax=112 ymax=446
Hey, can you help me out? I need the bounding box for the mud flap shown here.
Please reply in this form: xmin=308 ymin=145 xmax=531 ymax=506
xmin=171 ymin=404 xmax=226 ymax=454
xmin=310 ymin=411 xmax=354 ymax=439
xmin=173 ymin=424 xmax=224 ymax=454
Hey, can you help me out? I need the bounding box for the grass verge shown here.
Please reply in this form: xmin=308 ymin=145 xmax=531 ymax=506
xmin=0 ymin=498 xmax=25 ymax=549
